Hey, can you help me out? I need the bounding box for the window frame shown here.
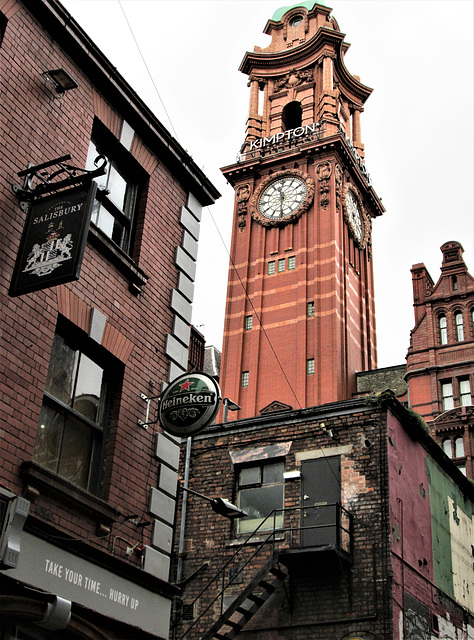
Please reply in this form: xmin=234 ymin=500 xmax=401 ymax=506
xmin=33 ymin=322 xmax=117 ymax=495
xmin=86 ymin=121 xmax=144 ymax=257
xmin=441 ymin=381 xmax=454 ymax=411
xmin=307 ymin=301 xmax=315 ymax=317
xmin=241 ymin=371 xmax=249 ymax=387
xmin=459 ymin=378 xmax=471 ymax=406
xmin=278 ymin=258 xmax=286 ymax=273
xmin=236 ymin=460 xmax=285 ymax=534
xmin=244 ymin=315 xmax=253 ymax=331
xmin=268 ymin=260 xmax=276 ymax=275
xmin=454 ymin=311 xmax=464 ymax=342
xmin=307 ymin=358 xmax=315 ymax=375
xmin=288 ymin=256 xmax=296 ymax=270
xmin=439 ymin=314 xmax=448 ymax=345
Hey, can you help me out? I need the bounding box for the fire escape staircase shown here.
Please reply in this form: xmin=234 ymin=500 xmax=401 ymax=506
xmin=174 ymin=504 xmax=353 ymax=640
xmin=201 ymin=558 xmax=288 ymax=640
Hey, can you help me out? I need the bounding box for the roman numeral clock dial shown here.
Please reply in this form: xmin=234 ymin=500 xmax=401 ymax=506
xmin=250 ymin=170 xmax=314 ymax=227
xmin=258 ymin=177 xmax=306 ymax=220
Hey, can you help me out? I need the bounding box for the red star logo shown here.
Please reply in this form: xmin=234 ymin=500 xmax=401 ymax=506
xmin=179 ymin=379 xmax=193 ymax=392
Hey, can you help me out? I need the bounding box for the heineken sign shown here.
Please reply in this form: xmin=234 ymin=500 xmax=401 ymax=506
xmin=159 ymin=373 xmax=221 ymax=436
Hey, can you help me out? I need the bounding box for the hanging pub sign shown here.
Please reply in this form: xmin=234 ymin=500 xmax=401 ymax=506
xmin=158 ymin=372 xmax=221 ymax=437
xmin=9 ymin=181 xmax=97 ymax=297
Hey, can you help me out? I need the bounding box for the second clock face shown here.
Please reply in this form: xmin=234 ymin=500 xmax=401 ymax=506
xmin=258 ymin=176 xmax=307 ymax=221
xmin=345 ymin=190 xmax=364 ymax=243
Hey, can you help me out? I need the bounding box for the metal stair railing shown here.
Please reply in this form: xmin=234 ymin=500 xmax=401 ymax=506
xmin=173 ymin=503 xmax=354 ymax=639
xmin=173 ymin=510 xmax=282 ymax=640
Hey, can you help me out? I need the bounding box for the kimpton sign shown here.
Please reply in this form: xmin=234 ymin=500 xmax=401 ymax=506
xmin=159 ymin=372 xmax=221 ymax=436
xmin=248 ymin=122 xmax=322 ymax=152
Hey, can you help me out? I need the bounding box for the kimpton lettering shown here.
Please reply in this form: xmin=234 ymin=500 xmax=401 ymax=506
xmin=249 ymin=122 xmax=320 ymax=151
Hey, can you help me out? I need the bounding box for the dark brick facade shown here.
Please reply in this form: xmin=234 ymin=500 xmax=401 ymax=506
xmin=174 ymin=397 xmax=474 ymax=640
xmin=174 ymin=400 xmax=393 ymax=639
xmin=0 ymin=1 xmax=218 ymax=638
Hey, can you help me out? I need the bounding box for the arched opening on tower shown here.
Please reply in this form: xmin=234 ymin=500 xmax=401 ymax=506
xmin=282 ymin=101 xmax=302 ymax=131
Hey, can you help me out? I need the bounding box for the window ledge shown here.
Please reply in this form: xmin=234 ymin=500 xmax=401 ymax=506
xmin=21 ymin=461 xmax=121 ymax=525
xmin=226 ymin=533 xmax=286 ymax=547
xmin=88 ymin=226 xmax=148 ymax=295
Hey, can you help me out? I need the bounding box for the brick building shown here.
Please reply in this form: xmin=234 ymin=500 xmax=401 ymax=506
xmin=0 ymin=1 xmax=218 ymax=638
xmin=173 ymin=396 xmax=474 ymax=639
xmin=406 ymin=241 xmax=474 ymax=479
xmin=218 ymin=0 xmax=384 ymax=422
xmin=173 ymin=3 xmax=474 ymax=639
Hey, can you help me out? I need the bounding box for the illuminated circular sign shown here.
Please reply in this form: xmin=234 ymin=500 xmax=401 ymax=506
xmin=158 ymin=372 xmax=221 ymax=437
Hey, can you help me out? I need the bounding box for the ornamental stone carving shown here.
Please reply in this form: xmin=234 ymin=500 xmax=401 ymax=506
xmin=315 ymin=161 xmax=332 ymax=210
xmin=273 ymin=68 xmax=314 ymax=93
xmin=236 ymin=183 xmax=251 ymax=229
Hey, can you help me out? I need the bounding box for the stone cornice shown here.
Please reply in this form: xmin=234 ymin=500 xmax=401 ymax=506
xmin=239 ymin=27 xmax=372 ymax=105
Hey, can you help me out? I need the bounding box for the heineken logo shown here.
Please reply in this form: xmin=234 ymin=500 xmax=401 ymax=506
xmin=159 ymin=373 xmax=221 ymax=436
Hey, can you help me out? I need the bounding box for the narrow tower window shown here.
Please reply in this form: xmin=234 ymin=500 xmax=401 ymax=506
xmin=241 ymin=371 xmax=249 ymax=387
xmin=288 ymin=256 xmax=296 ymax=270
xmin=307 ymin=358 xmax=315 ymax=375
xmin=455 ymin=311 xmax=464 ymax=341
xmin=268 ymin=261 xmax=276 ymax=275
xmin=459 ymin=378 xmax=471 ymax=406
xmin=452 ymin=276 xmax=458 ymax=291
xmin=307 ymin=301 xmax=315 ymax=317
xmin=282 ymin=101 xmax=302 ymax=131
xmin=278 ymin=258 xmax=286 ymax=272
xmin=244 ymin=315 xmax=253 ymax=331
xmin=441 ymin=382 xmax=454 ymax=411
xmin=442 ymin=438 xmax=452 ymax=457
xmin=439 ymin=315 xmax=448 ymax=345
xmin=454 ymin=436 xmax=464 ymax=458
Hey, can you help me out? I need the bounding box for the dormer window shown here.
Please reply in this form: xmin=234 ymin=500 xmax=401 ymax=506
xmin=289 ymin=15 xmax=303 ymax=27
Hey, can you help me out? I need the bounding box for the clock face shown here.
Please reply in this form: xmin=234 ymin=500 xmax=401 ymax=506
xmin=345 ymin=190 xmax=364 ymax=243
xmin=258 ymin=176 xmax=307 ymax=221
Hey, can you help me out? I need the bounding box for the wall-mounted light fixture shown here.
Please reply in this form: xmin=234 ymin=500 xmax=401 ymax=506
xmin=42 ymin=68 xmax=78 ymax=93
xmin=180 ymin=484 xmax=248 ymax=520
xmin=223 ymin=397 xmax=241 ymax=423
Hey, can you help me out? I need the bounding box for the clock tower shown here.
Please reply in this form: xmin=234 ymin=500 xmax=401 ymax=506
xmin=220 ymin=1 xmax=384 ymax=420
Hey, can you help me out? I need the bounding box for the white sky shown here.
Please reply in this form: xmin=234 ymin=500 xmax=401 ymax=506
xmin=62 ymin=0 xmax=474 ymax=368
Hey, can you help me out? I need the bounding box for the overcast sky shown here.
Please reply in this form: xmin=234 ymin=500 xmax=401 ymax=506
xmin=62 ymin=0 xmax=474 ymax=368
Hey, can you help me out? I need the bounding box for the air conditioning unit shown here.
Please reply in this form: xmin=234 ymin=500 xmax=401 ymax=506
xmin=0 ymin=487 xmax=30 ymax=569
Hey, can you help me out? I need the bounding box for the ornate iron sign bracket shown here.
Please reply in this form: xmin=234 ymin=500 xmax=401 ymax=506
xmin=12 ymin=154 xmax=107 ymax=212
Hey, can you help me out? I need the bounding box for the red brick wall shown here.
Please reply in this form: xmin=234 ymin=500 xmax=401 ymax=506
xmin=0 ymin=2 xmax=185 ymax=564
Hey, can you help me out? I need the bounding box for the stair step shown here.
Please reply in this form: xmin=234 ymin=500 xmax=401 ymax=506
xmin=226 ymin=620 xmax=244 ymax=631
xmin=247 ymin=593 xmax=265 ymax=605
xmin=236 ymin=605 xmax=256 ymax=618
xmin=269 ymin=566 xmax=287 ymax=581
xmin=259 ymin=580 xmax=276 ymax=592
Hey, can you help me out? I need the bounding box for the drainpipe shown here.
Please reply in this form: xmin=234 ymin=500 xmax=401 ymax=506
xmin=177 ymin=436 xmax=192 ymax=583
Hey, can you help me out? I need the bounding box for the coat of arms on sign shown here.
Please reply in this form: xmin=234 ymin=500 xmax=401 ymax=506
xmin=23 ymin=221 xmax=73 ymax=277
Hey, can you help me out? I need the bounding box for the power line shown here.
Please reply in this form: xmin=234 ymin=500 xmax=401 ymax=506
xmin=205 ymin=205 xmax=303 ymax=410
xmin=117 ymin=0 xmax=180 ymax=141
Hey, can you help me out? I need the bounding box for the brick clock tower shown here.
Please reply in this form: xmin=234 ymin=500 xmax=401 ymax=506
xmin=219 ymin=1 xmax=384 ymax=420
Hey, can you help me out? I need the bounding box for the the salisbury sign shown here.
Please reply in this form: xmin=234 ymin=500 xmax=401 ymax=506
xmin=159 ymin=372 xmax=221 ymax=436
xmin=9 ymin=182 xmax=97 ymax=297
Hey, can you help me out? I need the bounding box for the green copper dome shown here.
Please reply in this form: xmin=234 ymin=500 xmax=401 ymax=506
xmin=271 ymin=1 xmax=324 ymax=23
